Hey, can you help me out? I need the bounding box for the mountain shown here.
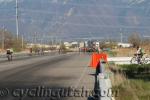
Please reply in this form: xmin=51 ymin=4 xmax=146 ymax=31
xmin=0 ymin=0 xmax=150 ymax=41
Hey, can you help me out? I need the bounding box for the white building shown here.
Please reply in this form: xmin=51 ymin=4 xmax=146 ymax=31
xmin=26 ymin=43 xmax=51 ymax=48
xmin=118 ymin=43 xmax=133 ymax=48
xmin=64 ymin=42 xmax=71 ymax=49
xmin=71 ymin=42 xmax=78 ymax=45
xmin=79 ymin=42 xmax=85 ymax=48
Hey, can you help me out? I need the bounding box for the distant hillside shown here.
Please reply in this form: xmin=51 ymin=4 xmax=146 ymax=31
xmin=0 ymin=0 xmax=150 ymax=41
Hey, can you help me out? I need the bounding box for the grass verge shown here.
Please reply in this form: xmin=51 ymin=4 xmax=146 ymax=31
xmin=110 ymin=64 xmax=150 ymax=100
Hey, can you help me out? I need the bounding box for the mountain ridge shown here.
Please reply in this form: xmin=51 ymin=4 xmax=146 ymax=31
xmin=0 ymin=0 xmax=150 ymax=41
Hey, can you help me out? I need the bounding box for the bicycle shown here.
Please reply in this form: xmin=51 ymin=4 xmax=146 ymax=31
xmin=130 ymin=53 xmax=150 ymax=64
xmin=7 ymin=54 xmax=12 ymax=61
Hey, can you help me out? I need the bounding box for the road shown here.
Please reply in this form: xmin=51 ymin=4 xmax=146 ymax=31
xmin=0 ymin=53 xmax=96 ymax=100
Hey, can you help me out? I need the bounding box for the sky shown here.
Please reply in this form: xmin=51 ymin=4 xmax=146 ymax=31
xmin=0 ymin=0 xmax=14 ymax=3
xmin=0 ymin=0 xmax=146 ymax=4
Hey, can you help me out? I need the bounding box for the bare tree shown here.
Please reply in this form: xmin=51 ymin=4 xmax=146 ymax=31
xmin=128 ymin=33 xmax=141 ymax=48
xmin=0 ymin=29 xmax=25 ymax=51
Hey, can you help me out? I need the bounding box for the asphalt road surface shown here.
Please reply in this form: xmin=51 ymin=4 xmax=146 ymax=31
xmin=0 ymin=53 xmax=96 ymax=100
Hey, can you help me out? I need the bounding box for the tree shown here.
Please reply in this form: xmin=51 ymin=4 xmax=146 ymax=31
xmin=0 ymin=29 xmax=14 ymax=49
xmin=128 ymin=33 xmax=141 ymax=48
xmin=99 ymin=40 xmax=117 ymax=49
xmin=0 ymin=29 xmax=26 ymax=52
xmin=60 ymin=43 xmax=67 ymax=51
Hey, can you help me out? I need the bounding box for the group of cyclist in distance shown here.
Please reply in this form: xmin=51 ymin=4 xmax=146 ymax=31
xmin=5 ymin=45 xmax=148 ymax=64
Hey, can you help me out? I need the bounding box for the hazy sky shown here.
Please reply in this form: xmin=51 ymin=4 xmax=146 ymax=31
xmin=0 ymin=0 xmax=14 ymax=3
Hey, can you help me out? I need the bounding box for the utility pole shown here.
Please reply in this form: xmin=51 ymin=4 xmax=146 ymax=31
xmin=51 ymin=37 xmax=53 ymax=46
xmin=2 ymin=26 xmax=5 ymax=50
xmin=22 ymin=35 xmax=24 ymax=49
xmin=34 ymin=32 xmax=37 ymax=45
xmin=121 ymin=32 xmax=123 ymax=43
xmin=120 ymin=28 xmax=123 ymax=43
xmin=16 ymin=0 xmax=19 ymax=40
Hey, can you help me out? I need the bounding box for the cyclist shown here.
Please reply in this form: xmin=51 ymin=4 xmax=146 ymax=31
xmin=29 ymin=48 xmax=33 ymax=56
xmin=136 ymin=46 xmax=143 ymax=64
xmin=6 ymin=48 xmax=13 ymax=61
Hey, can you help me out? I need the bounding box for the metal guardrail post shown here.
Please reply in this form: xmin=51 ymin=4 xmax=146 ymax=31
xmin=93 ymin=60 xmax=112 ymax=100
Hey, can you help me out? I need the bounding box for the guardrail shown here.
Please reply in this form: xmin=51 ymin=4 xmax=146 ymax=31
xmin=90 ymin=60 xmax=113 ymax=100
xmin=98 ymin=61 xmax=112 ymax=100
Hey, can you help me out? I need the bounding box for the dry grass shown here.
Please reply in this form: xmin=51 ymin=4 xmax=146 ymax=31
xmin=113 ymin=46 xmax=150 ymax=57
xmin=109 ymin=64 xmax=150 ymax=100
xmin=112 ymin=48 xmax=136 ymax=57
xmin=109 ymin=65 xmax=128 ymax=86
xmin=142 ymin=45 xmax=150 ymax=55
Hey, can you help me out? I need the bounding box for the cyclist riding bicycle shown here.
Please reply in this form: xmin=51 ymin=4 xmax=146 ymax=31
xmin=136 ymin=46 xmax=144 ymax=64
xmin=131 ymin=47 xmax=149 ymax=64
xmin=6 ymin=48 xmax=13 ymax=61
